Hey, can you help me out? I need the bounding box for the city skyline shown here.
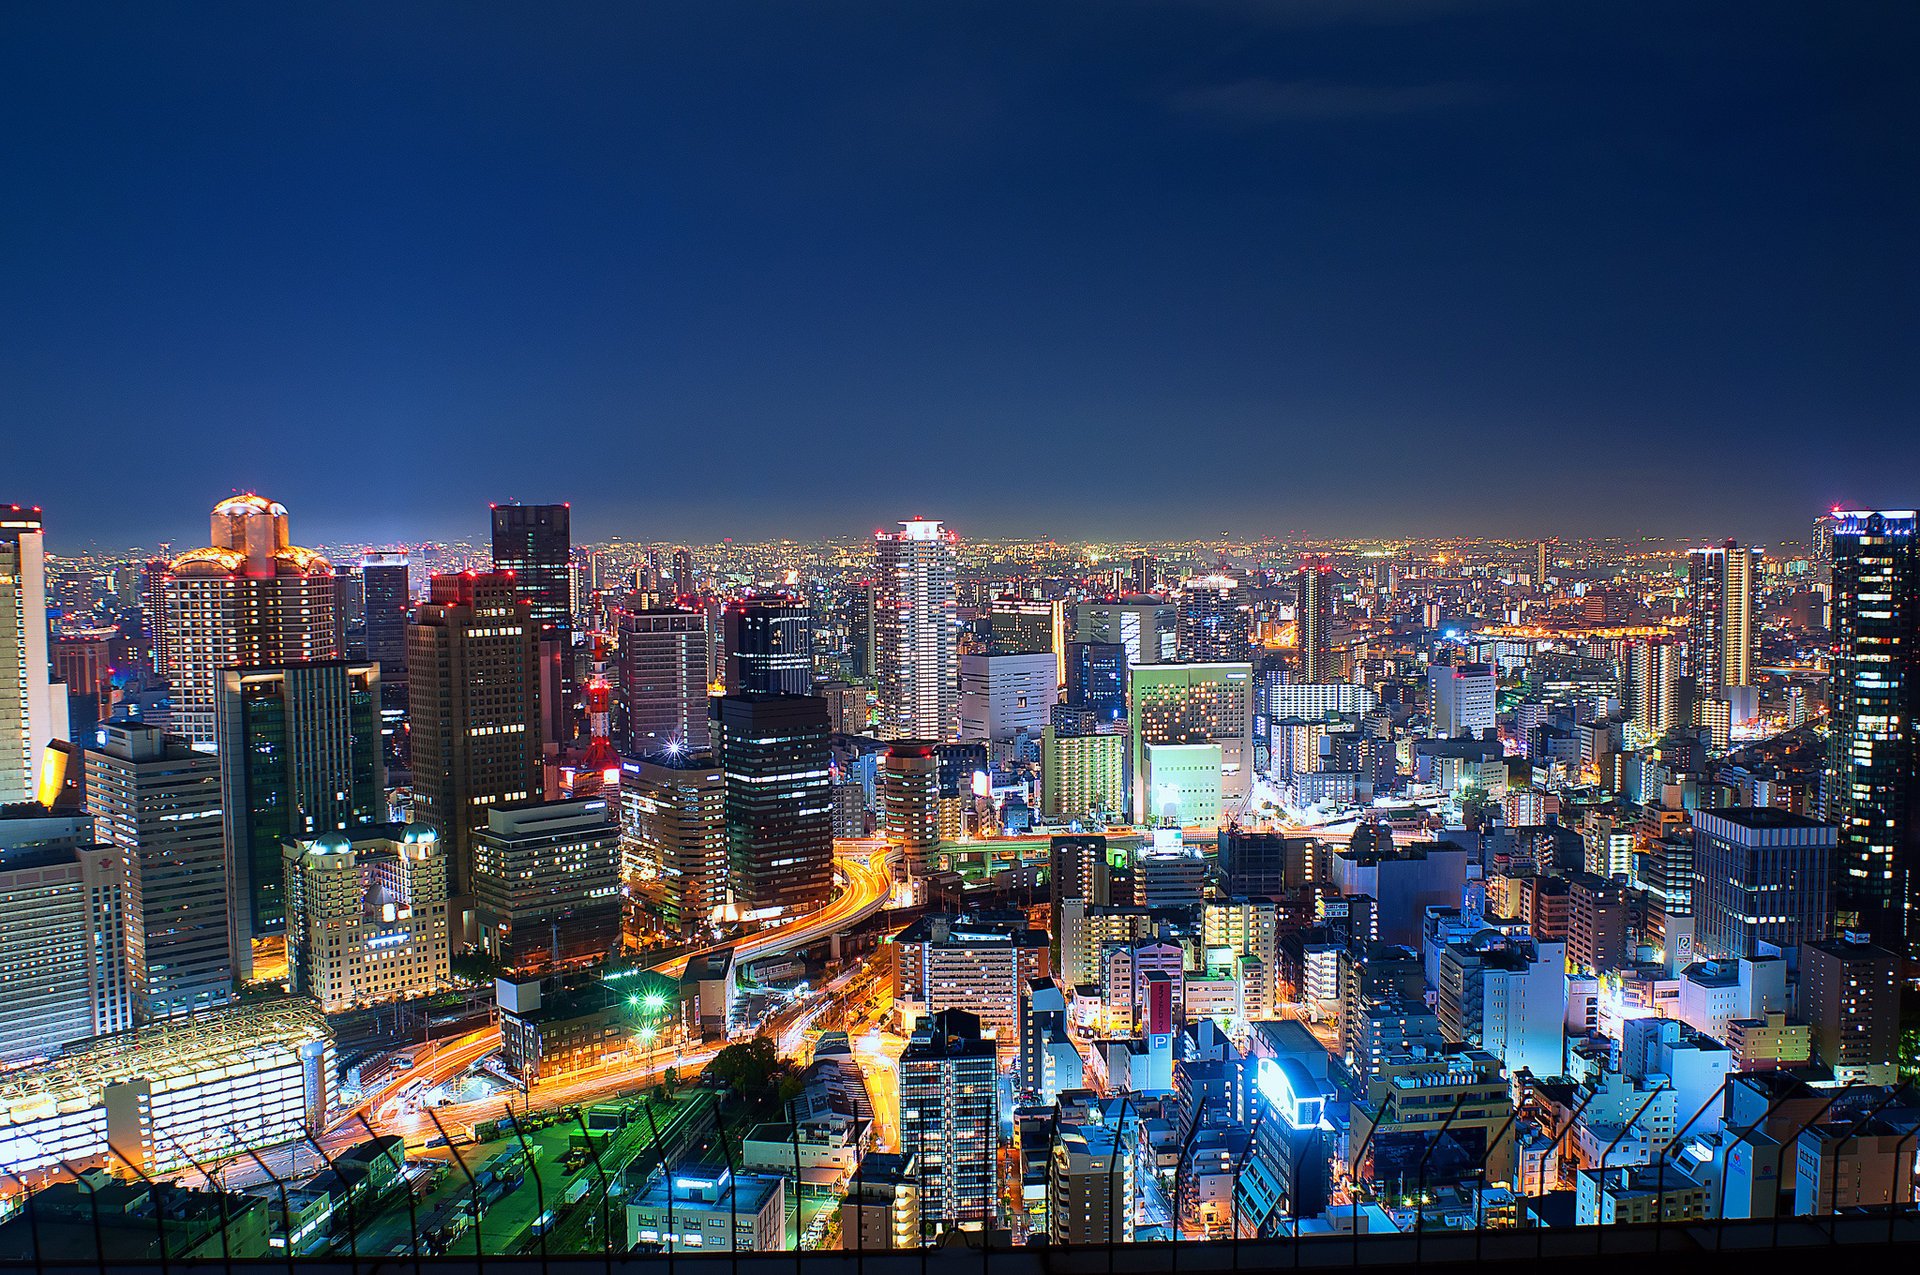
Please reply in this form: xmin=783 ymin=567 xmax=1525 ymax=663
xmin=6 ymin=4 xmax=1917 ymax=546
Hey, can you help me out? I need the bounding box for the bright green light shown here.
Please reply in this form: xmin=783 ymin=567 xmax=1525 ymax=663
xmin=638 ymin=1026 xmax=658 ymax=1043
xmin=643 ymin=992 xmax=668 ymax=1012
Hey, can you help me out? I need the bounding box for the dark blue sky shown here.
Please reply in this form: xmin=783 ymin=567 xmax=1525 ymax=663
xmin=5 ymin=1 xmax=1917 ymax=548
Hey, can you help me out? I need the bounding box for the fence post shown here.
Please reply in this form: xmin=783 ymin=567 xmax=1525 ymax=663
xmin=1819 ymin=1085 xmax=1904 ymax=1240
xmin=296 ymin=1130 xmax=359 ymax=1263
xmin=104 ymin=1142 xmax=173 ymax=1275
xmin=1535 ymin=1081 xmax=1608 ymax=1261
xmin=1592 ymin=1083 xmax=1671 ymax=1257
xmin=426 ymin=1106 xmax=485 ymax=1260
xmin=1169 ymin=1100 xmax=1207 ymax=1258
xmin=1228 ymin=1099 xmax=1269 ymax=1266
xmin=1411 ymin=1092 xmax=1469 ymax=1267
xmin=1108 ymin=1093 xmax=1133 ymax=1270
xmin=1350 ymin=1113 xmax=1384 ymax=1270
xmin=501 ymin=1102 xmax=549 ymax=1260
xmin=1771 ymin=1082 xmax=1863 ymax=1250
xmin=158 ymin=1135 xmax=236 ymax=1275
xmin=1887 ymin=1120 xmax=1920 ymax=1245
xmin=52 ymin=1159 xmax=106 ymax=1275
xmin=1713 ymin=1078 xmax=1827 ymax=1249
xmin=0 ymin=1165 xmax=42 ymax=1269
xmin=1473 ymin=1084 xmax=1535 ymax=1262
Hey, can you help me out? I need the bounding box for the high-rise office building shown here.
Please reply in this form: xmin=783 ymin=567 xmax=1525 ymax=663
xmin=158 ymin=496 xmax=344 ymax=747
xmin=1691 ymin=808 xmax=1836 ymax=960
xmin=360 ymin=552 xmax=410 ymax=685
xmin=987 ymin=596 xmax=1066 ymax=682
xmin=1428 ymin=662 xmax=1497 ymax=739
xmin=1065 ymin=641 xmax=1126 ymax=723
xmin=899 ymin=1008 xmax=997 ymax=1237
xmin=721 ymin=594 xmax=813 ymax=695
xmin=0 ymin=833 xmax=133 ymax=1064
xmin=0 ymin=505 xmax=61 ymax=803
xmin=1826 ymin=511 xmax=1920 ymax=954
xmin=490 ymin=503 xmax=573 ymax=628
xmin=881 ymin=740 xmax=941 ymax=877
xmin=1177 ymin=575 xmax=1251 ymax=662
xmin=616 ymin=608 xmax=712 ymax=755
xmin=1075 ymin=597 xmax=1177 ymax=667
xmin=1623 ymin=637 xmax=1683 ymax=740
xmin=618 ymin=751 xmax=727 ymax=936
xmin=472 ymin=797 xmax=622 ymax=974
xmin=873 ymin=519 xmax=958 ymax=741
xmin=1685 ymin=539 xmax=1761 ymax=702
xmin=957 ymin=651 xmax=1057 ymax=744
xmin=216 ymin=660 xmax=383 ymax=978
xmin=408 ymin=572 xmax=544 ymax=905
xmin=283 ymin=824 xmax=450 ymax=1012
xmin=712 ymin=693 xmax=834 ymax=919
xmin=1296 ymin=558 xmax=1333 ymax=683
xmin=84 ymin=723 xmax=230 ymax=1019
xmin=1801 ymin=932 xmax=1900 ymax=1084
xmin=1129 ymin=662 xmax=1254 ymax=822
xmin=671 ymin=547 xmax=696 ymax=600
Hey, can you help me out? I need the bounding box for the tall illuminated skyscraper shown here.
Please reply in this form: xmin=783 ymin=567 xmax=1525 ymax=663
xmin=157 ymin=496 xmax=344 ymax=748
xmin=408 ymin=571 xmax=544 ymax=907
xmin=490 ymin=503 xmax=573 ymax=628
xmin=0 ymin=505 xmax=62 ymax=804
xmin=873 ymin=519 xmax=958 ymax=741
xmin=1623 ymin=637 xmax=1683 ymax=740
xmin=721 ymin=594 xmax=812 ymax=695
xmin=360 ymin=552 xmax=410 ymax=685
xmin=1825 ymin=510 xmax=1920 ymax=954
xmin=1176 ymin=575 xmax=1251 ymax=662
xmin=1685 ymin=539 xmax=1760 ymax=702
xmin=1295 ymin=557 xmax=1333 ymax=683
xmin=616 ymin=608 xmax=712 ymax=755
xmin=712 ymin=692 xmax=834 ymax=919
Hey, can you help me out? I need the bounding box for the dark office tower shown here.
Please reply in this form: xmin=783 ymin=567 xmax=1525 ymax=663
xmin=1065 ymin=641 xmax=1127 ymax=723
xmin=671 ymin=547 xmax=696 ymax=600
xmin=490 ymin=503 xmax=573 ymax=629
xmin=1296 ymin=557 xmax=1334 ymax=683
xmin=616 ymin=608 xmax=712 ymax=755
xmin=1826 ymin=511 xmax=1920 ymax=954
xmin=215 ymin=660 xmax=383 ymax=980
xmin=712 ymin=693 xmax=833 ymax=919
xmin=1176 ymin=574 xmax=1251 ymax=662
xmin=845 ymin=582 xmax=878 ymax=680
xmin=722 ymin=594 xmax=813 ymax=695
xmin=360 ymin=552 xmax=410 ymax=685
xmin=1049 ymin=834 xmax=1110 ymax=910
xmin=409 ymin=572 xmax=544 ymax=905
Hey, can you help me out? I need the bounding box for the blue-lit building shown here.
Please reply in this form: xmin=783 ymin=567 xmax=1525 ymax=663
xmin=1066 ymin=641 xmax=1127 ymax=723
xmin=1235 ymin=1056 xmax=1331 ymax=1236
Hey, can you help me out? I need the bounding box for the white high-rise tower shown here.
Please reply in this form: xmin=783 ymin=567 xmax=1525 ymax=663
xmin=1 ymin=504 xmax=64 ymax=805
xmin=873 ymin=518 xmax=958 ymax=741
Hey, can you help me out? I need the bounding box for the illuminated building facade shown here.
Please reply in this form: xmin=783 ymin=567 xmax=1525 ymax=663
xmin=873 ymin=519 xmax=958 ymax=741
xmin=158 ymin=496 xmax=344 ymax=748
xmin=957 ymin=651 xmax=1057 ymax=743
xmin=472 ymin=797 xmax=622 ymax=974
xmin=1295 ymin=558 xmax=1333 ymax=683
xmin=215 ymin=660 xmax=383 ymax=977
xmin=84 ymin=723 xmax=231 ymax=1019
xmin=407 ymin=571 xmax=543 ymax=904
xmin=1040 ymin=724 xmax=1126 ymax=824
xmin=489 ymin=502 xmax=573 ymax=627
xmin=881 ymin=740 xmax=941 ymax=876
xmin=1623 ymin=637 xmax=1683 ymax=740
xmin=1691 ymin=808 xmax=1835 ymax=960
xmin=1075 ymin=596 xmax=1176 ymax=667
xmin=1065 ymin=640 xmax=1126 ymax=723
xmin=899 ymin=1009 xmax=996 ymax=1237
xmin=1237 ymin=1057 xmax=1331 ymax=1235
xmin=712 ymin=692 xmax=833 ymax=919
xmin=618 ymin=750 xmax=726 ymax=936
xmin=1128 ymin=661 xmax=1253 ymax=822
xmin=615 ymin=608 xmax=711 ymax=755
xmin=0 ymin=838 xmax=134 ymax=1064
xmin=359 ymin=551 xmax=410 ymax=687
xmin=1686 ymin=539 xmax=1760 ymax=701
xmin=1 ymin=506 xmax=62 ymax=804
xmin=721 ymin=594 xmax=813 ymax=695
xmin=988 ymin=596 xmax=1065 ymax=677
xmin=1824 ymin=510 xmax=1920 ymax=953
xmin=282 ymin=824 xmax=449 ymax=1012
xmin=1428 ymin=662 xmax=1496 ymax=738
xmin=1177 ymin=575 xmax=1250 ymax=662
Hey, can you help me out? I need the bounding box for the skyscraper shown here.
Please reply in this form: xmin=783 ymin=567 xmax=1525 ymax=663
xmin=472 ymin=796 xmax=622 ymax=974
xmin=1295 ymin=558 xmax=1333 ymax=683
xmin=0 ymin=838 xmax=134 ymax=1064
xmin=360 ymin=551 xmax=410 ymax=686
xmin=216 ymin=660 xmax=383 ymax=978
xmin=721 ymin=594 xmax=813 ymax=695
xmin=1065 ymin=640 xmax=1127 ymax=723
xmin=616 ymin=608 xmax=712 ymax=755
xmin=987 ymin=596 xmax=1066 ymax=682
xmin=158 ymin=496 xmax=344 ymax=747
xmin=881 ymin=740 xmax=941 ymax=877
xmin=957 ymin=651 xmax=1057 ymax=743
xmin=1428 ymin=663 xmax=1497 ymax=739
xmin=1075 ymin=596 xmax=1177 ymax=667
xmin=712 ymin=693 xmax=833 ymax=919
xmin=408 ymin=572 xmax=544 ymax=905
xmin=1623 ymin=637 xmax=1683 ymax=740
xmin=873 ymin=519 xmax=958 ymax=741
xmin=1685 ymin=539 xmax=1760 ymax=702
xmin=1176 ymin=575 xmax=1251 ymax=662
xmin=1825 ymin=510 xmax=1920 ymax=953
xmin=1129 ymin=662 xmax=1255 ymax=822
xmin=1691 ymin=808 xmax=1836 ymax=960
xmin=899 ymin=1009 xmax=996 ymax=1237
xmin=84 ymin=722 xmax=230 ymax=1019
xmin=490 ymin=503 xmax=573 ymax=628
xmin=618 ymin=751 xmax=727 ymax=936
xmin=0 ymin=505 xmax=61 ymax=803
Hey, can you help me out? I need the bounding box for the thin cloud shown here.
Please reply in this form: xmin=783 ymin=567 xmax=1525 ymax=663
xmin=1170 ymin=77 xmax=1488 ymax=123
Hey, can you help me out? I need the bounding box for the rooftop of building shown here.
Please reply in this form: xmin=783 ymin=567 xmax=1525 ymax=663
xmin=1695 ymin=806 xmax=1835 ymax=832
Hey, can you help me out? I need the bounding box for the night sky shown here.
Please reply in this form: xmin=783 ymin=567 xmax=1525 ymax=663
xmin=5 ymin=2 xmax=1917 ymax=548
